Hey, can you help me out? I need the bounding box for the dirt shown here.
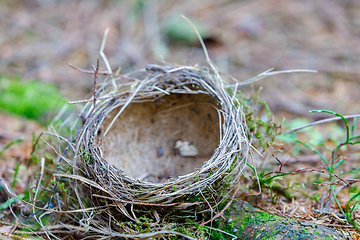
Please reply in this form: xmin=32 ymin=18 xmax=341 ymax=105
xmin=101 ymin=93 xmax=220 ymax=182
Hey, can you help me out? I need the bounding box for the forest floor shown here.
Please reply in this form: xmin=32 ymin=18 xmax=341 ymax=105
xmin=1 ymin=0 xmax=360 ymax=238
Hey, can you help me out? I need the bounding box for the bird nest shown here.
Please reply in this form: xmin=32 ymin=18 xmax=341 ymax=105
xmin=69 ymin=63 xmax=251 ymax=221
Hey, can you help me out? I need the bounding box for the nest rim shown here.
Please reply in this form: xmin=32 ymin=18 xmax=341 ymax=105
xmin=74 ymin=64 xmax=251 ymax=205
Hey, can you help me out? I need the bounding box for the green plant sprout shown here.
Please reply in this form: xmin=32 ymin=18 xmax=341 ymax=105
xmin=0 ymin=194 xmax=25 ymax=211
xmin=0 ymin=137 xmax=24 ymax=159
xmin=252 ymin=109 xmax=360 ymax=231
xmin=277 ymin=110 xmax=360 ymax=231
xmin=11 ymin=162 xmax=20 ymax=190
xmin=308 ymin=110 xmax=360 ymax=230
xmin=0 ymin=138 xmax=24 ymax=192
xmin=0 ymin=138 xmax=27 ymax=212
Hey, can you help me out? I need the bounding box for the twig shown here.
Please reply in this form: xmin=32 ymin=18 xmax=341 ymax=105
xmin=31 ymin=132 xmax=44 ymax=154
xmin=92 ymin=59 xmax=99 ymax=110
xmin=73 ymin=59 xmax=100 ymax=166
xmin=66 ymin=62 xmax=134 ymax=81
xmin=67 ymin=89 xmax=131 ymax=104
xmin=262 ymin=156 xmax=292 ymax=177
xmin=315 ymin=177 xmax=360 ymax=187
xmin=0 ymin=231 xmax=28 ymax=240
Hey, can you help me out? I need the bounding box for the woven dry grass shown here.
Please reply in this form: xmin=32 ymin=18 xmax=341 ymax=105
xmin=21 ymin=19 xmax=316 ymax=237
xmin=75 ymin=63 xmax=250 ymax=206
xmin=27 ymin=60 xmax=315 ymax=239
xmin=29 ymin=60 xmax=249 ymax=239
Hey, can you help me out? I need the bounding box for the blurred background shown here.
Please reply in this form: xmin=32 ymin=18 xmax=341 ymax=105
xmin=1 ymin=0 xmax=360 ymax=118
xmin=1 ymin=0 xmax=360 ymax=169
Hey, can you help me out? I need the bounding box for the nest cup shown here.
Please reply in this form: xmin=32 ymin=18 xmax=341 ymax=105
xmin=102 ymin=92 xmax=220 ymax=182
xmin=75 ymin=64 xmax=250 ymax=218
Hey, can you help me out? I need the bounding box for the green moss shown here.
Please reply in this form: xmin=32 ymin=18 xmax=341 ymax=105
xmin=85 ymin=151 xmax=94 ymax=164
xmin=0 ymin=76 xmax=70 ymax=124
xmin=233 ymin=89 xmax=281 ymax=151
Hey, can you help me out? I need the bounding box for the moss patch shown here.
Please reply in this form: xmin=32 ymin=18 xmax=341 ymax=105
xmin=210 ymin=200 xmax=346 ymax=240
xmin=0 ymin=76 xmax=69 ymax=124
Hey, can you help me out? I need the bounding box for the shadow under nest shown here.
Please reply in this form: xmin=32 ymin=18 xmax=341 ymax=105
xmin=41 ymin=64 xmax=252 ymax=239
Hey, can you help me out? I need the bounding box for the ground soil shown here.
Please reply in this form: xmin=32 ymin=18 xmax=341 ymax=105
xmin=1 ymin=0 xmax=360 ymax=238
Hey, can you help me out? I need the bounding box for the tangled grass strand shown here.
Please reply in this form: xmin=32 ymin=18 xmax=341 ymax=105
xmin=74 ymin=64 xmax=250 ymax=205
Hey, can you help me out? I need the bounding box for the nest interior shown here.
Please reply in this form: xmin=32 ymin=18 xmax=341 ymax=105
xmin=73 ymin=64 xmax=249 ymax=216
xmin=100 ymin=93 xmax=220 ymax=182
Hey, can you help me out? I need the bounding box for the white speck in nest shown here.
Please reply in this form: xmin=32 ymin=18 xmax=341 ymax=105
xmin=175 ymin=140 xmax=199 ymax=157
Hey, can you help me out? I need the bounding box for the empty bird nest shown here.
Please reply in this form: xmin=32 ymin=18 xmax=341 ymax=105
xmin=75 ymin=63 xmax=250 ymax=204
xmin=29 ymin=57 xmax=282 ymax=240
xmin=45 ymin=62 xmax=252 ymax=237
xmin=30 ymin=54 xmax=312 ymax=238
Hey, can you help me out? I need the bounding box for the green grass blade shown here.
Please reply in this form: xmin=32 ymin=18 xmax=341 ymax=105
xmin=0 ymin=194 xmax=25 ymax=210
xmin=310 ymin=110 xmax=349 ymax=143
xmin=0 ymin=137 xmax=24 ymax=159
xmin=11 ymin=162 xmax=21 ymax=190
xmin=296 ymin=139 xmax=328 ymax=165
